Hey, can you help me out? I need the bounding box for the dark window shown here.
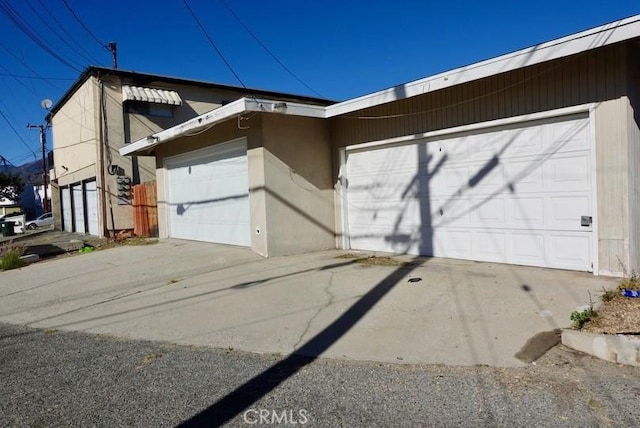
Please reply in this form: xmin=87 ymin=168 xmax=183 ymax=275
xmin=125 ymin=101 xmax=174 ymax=118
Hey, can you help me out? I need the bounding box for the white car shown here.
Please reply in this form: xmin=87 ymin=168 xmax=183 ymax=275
xmin=25 ymin=212 xmax=53 ymax=230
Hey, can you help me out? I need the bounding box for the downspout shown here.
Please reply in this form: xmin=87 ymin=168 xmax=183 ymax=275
xmin=97 ymin=76 xmax=113 ymax=238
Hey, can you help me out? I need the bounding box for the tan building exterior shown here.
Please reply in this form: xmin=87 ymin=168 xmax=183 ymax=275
xmin=48 ymin=67 xmax=330 ymax=238
xmin=121 ymin=17 xmax=640 ymax=276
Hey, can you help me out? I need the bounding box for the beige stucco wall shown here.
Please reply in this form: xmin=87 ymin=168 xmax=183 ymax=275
xmin=50 ymin=77 xmax=100 ymax=231
xmin=594 ymin=98 xmax=630 ymax=275
xmin=261 ymin=114 xmax=335 ymax=257
xmin=153 ymin=113 xmax=334 ymax=257
xmin=51 ymin=78 xmax=100 ymax=186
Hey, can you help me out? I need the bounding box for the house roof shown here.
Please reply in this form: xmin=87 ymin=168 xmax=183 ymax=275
xmin=121 ymin=14 xmax=640 ymax=157
xmin=325 ymin=14 xmax=640 ymax=118
xmin=46 ymin=66 xmax=334 ymax=121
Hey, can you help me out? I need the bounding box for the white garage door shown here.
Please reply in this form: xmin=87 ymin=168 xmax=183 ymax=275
xmin=165 ymin=139 xmax=250 ymax=246
xmin=345 ymin=114 xmax=594 ymax=271
xmin=71 ymin=184 xmax=85 ymax=233
xmin=61 ymin=187 xmax=73 ymax=232
xmin=85 ymin=180 xmax=99 ymax=235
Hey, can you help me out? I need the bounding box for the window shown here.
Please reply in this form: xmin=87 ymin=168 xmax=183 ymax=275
xmin=125 ymin=101 xmax=174 ymax=118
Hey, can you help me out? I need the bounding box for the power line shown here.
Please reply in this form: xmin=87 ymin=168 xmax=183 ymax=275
xmin=182 ymin=0 xmax=247 ymax=88
xmin=24 ymin=0 xmax=99 ymax=66
xmin=62 ymin=0 xmax=108 ymax=51
xmin=0 ymin=108 xmax=37 ymax=159
xmin=36 ymin=0 xmax=103 ymax=65
xmin=218 ymin=0 xmax=324 ymax=98
xmin=0 ymin=72 xmax=73 ymax=81
xmin=0 ymin=1 xmax=82 ymax=72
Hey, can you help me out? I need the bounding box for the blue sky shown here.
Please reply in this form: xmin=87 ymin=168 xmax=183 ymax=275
xmin=0 ymin=0 xmax=638 ymax=166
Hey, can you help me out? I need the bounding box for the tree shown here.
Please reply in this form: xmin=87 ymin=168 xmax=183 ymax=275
xmin=0 ymin=171 xmax=24 ymax=201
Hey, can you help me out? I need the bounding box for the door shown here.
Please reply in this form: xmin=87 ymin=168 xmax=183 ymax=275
xmin=61 ymin=187 xmax=73 ymax=232
xmin=344 ymin=114 xmax=593 ymax=271
xmin=165 ymin=139 xmax=250 ymax=246
xmin=85 ymin=180 xmax=99 ymax=235
xmin=71 ymin=184 xmax=85 ymax=233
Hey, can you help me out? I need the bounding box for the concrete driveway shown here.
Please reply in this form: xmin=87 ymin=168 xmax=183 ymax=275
xmin=0 ymin=239 xmax=617 ymax=367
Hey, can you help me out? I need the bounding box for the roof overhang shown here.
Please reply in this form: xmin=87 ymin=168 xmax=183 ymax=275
xmin=325 ymin=15 xmax=640 ymax=117
xmin=120 ymin=14 xmax=640 ymax=157
xmin=120 ymin=98 xmax=326 ymax=156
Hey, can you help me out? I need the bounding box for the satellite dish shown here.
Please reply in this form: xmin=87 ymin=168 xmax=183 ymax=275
xmin=41 ymin=99 xmax=53 ymax=110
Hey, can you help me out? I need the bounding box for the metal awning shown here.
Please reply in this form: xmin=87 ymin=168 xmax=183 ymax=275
xmin=122 ymin=85 xmax=182 ymax=105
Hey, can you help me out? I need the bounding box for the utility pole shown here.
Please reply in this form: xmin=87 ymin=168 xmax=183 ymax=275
xmin=26 ymin=124 xmax=49 ymax=213
xmin=106 ymin=41 xmax=117 ymax=69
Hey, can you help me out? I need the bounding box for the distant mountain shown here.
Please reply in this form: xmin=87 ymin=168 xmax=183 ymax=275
xmin=0 ymin=160 xmax=44 ymax=185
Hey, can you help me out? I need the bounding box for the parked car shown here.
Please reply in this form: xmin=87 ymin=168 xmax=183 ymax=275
xmin=25 ymin=212 xmax=53 ymax=230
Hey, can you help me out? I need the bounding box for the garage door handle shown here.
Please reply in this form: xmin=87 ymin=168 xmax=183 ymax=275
xmin=581 ymin=216 xmax=592 ymax=227
xmin=440 ymin=209 xmax=443 ymax=216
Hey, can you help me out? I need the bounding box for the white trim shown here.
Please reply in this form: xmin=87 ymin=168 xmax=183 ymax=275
xmin=327 ymin=16 xmax=640 ymax=117
xmin=344 ymin=104 xmax=595 ymax=152
xmin=120 ymin=98 xmax=327 ymax=156
xmin=338 ymin=147 xmax=350 ymax=250
xmin=588 ymin=104 xmax=599 ymax=275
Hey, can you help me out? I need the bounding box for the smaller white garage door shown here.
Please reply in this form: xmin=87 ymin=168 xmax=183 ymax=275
xmin=85 ymin=180 xmax=99 ymax=235
xmin=165 ymin=139 xmax=250 ymax=246
xmin=61 ymin=187 xmax=73 ymax=232
xmin=71 ymin=184 xmax=85 ymax=233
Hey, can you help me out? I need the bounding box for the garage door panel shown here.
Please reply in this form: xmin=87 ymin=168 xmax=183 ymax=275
xmin=345 ymin=114 xmax=593 ymax=272
xmin=166 ymin=140 xmax=250 ymax=246
xmin=546 ymin=154 xmax=590 ymax=191
xmin=548 ymin=195 xmax=591 ymax=231
xmin=62 ymin=187 xmax=72 ymax=232
xmin=548 ymin=233 xmax=591 ymax=269
xmin=504 ymin=160 xmax=544 ymax=193
xmin=72 ymin=184 xmax=85 ymax=234
xmin=473 ymin=231 xmax=507 ymax=263
xmin=474 ymin=197 xmax=506 ymax=227
xmin=508 ymin=196 xmax=545 ymax=229
xmin=509 ymin=232 xmax=546 ymax=266
xmin=85 ymin=181 xmax=99 ymax=236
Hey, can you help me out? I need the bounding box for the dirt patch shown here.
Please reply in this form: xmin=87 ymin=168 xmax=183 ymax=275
xmin=582 ymin=295 xmax=640 ymax=334
xmin=336 ymin=253 xmax=414 ymax=267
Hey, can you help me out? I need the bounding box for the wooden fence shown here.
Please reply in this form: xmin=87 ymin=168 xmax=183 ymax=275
xmin=132 ymin=181 xmax=158 ymax=237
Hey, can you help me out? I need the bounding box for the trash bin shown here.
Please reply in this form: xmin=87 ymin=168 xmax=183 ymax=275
xmin=0 ymin=221 xmax=15 ymax=237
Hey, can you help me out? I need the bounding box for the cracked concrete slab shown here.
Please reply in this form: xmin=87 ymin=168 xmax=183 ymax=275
xmin=0 ymin=240 xmax=617 ymax=367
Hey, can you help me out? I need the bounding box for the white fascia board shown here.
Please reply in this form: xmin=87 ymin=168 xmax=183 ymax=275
xmin=120 ymin=98 xmax=326 ymax=156
xmin=244 ymin=98 xmax=326 ymax=118
xmin=326 ymin=15 xmax=640 ymax=118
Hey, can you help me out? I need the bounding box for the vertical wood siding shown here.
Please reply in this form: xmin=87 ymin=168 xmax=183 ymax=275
xmin=331 ymin=42 xmax=628 ymax=147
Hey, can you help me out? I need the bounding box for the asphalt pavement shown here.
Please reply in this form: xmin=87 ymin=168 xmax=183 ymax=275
xmin=1 ymin=323 xmax=639 ymax=427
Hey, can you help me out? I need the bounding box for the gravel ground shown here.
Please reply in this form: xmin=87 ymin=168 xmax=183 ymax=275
xmin=1 ymin=323 xmax=639 ymax=427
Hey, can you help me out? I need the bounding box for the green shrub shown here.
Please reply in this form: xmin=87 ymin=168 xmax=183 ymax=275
xmin=570 ymin=307 xmax=597 ymax=329
xmin=0 ymin=247 xmax=26 ymax=271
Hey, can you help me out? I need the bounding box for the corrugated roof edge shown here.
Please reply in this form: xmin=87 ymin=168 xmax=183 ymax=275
xmin=45 ymin=66 xmax=335 ymax=122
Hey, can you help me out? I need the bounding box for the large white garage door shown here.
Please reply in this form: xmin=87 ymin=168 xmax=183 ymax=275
xmin=345 ymin=114 xmax=594 ymax=271
xmin=165 ymin=139 xmax=250 ymax=246
xmin=85 ymin=180 xmax=99 ymax=235
xmin=71 ymin=184 xmax=85 ymax=233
